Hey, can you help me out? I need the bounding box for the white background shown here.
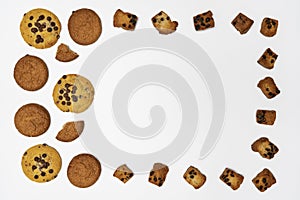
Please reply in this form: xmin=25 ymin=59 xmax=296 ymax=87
xmin=0 ymin=0 xmax=299 ymax=199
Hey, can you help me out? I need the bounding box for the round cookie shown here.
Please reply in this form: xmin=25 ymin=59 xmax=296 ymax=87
xmin=52 ymin=74 xmax=94 ymax=113
xmin=68 ymin=8 xmax=102 ymax=45
xmin=14 ymin=55 xmax=49 ymax=91
xmin=67 ymin=153 xmax=101 ymax=188
xmin=20 ymin=8 xmax=61 ymax=49
xmin=14 ymin=103 xmax=51 ymax=137
xmin=21 ymin=144 xmax=62 ymax=183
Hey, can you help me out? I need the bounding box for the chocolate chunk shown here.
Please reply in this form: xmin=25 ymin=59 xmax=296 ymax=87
xmin=38 ymin=15 xmax=45 ymax=21
xmin=34 ymin=175 xmax=39 ymax=179
xmin=67 ymin=102 xmax=71 ymax=106
xmin=72 ymin=95 xmax=78 ymax=102
xmin=32 ymin=165 xmax=37 ymax=171
xmin=122 ymin=23 xmax=126 ymax=27
xmin=152 ymin=18 xmax=157 ymax=23
xmin=29 ymin=16 xmax=34 ymax=20
xmin=57 ymin=80 xmax=62 ymax=84
xmin=54 ymin=26 xmax=58 ymax=31
xmin=41 ymin=172 xmax=46 ymax=176
xmin=31 ymin=28 xmax=38 ymax=33
xmin=51 ymin=22 xmax=56 ymax=27
xmin=127 ymin=14 xmax=132 ymax=18
xmin=42 ymin=153 xmax=47 ymax=158
xmin=28 ymin=23 xmax=32 ymax=28
xmin=47 ymin=16 xmax=52 ymax=21
xmin=62 ymin=101 xmax=66 ymax=105
xmin=59 ymin=90 xmax=64 ymax=94
xmin=49 ymin=169 xmax=54 ymax=173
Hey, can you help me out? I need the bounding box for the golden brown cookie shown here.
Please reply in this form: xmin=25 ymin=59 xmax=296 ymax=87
xmin=219 ymin=168 xmax=244 ymax=190
xmin=55 ymin=43 xmax=79 ymax=62
xmin=56 ymin=121 xmax=84 ymax=142
xmin=260 ymin=17 xmax=278 ymax=37
xmin=231 ymin=13 xmax=254 ymax=34
xmin=152 ymin=11 xmax=178 ymax=34
xmin=193 ymin=10 xmax=215 ymax=31
xmin=68 ymin=8 xmax=102 ymax=45
xmin=52 ymin=74 xmax=95 ymax=113
xmin=257 ymin=77 xmax=280 ymax=99
xmin=113 ymin=164 xmax=134 ymax=183
xmin=14 ymin=103 xmax=50 ymax=137
xmin=257 ymin=48 xmax=278 ymax=70
xmin=113 ymin=9 xmax=138 ymax=31
xmin=21 ymin=144 xmax=62 ymax=183
xmin=183 ymin=166 xmax=206 ymax=189
xmin=14 ymin=55 xmax=48 ymax=91
xmin=67 ymin=153 xmax=101 ymax=188
xmin=252 ymin=168 xmax=276 ymax=192
xmin=148 ymin=163 xmax=169 ymax=187
xmin=251 ymin=137 xmax=279 ymax=159
xmin=20 ymin=8 xmax=61 ymax=49
xmin=256 ymin=109 xmax=276 ymax=125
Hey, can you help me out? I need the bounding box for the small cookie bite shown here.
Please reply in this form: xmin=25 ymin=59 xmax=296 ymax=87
xmin=252 ymin=168 xmax=276 ymax=192
xmin=113 ymin=9 xmax=138 ymax=31
xmin=14 ymin=103 xmax=50 ymax=137
xmin=193 ymin=10 xmax=215 ymax=31
xmin=113 ymin=164 xmax=134 ymax=184
xmin=256 ymin=109 xmax=276 ymax=125
xmin=231 ymin=13 xmax=254 ymax=34
xmin=55 ymin=43 xmax=79 ymax=62
xmin=52 ymin=74 xmax=95 ymax=113
xmin=219 ymin=168 xmax=244 ymax=190
xmin=14 ymin=55 xmax=48 ymax=91
xmin=20 ymin=8 xmax=61 ymax=49
xmin=152 ymin=11 xmax=178 ymax=34
xmin=67 ymin=154 xmax=101 ymax=188
xmin=251 ymin=137 xmax=279 ymax=159
xmin=257 ymin=48 xmax=278 ymax=70
xmin=183 ymin=166 xmax=206 ymax=189
xmin=260 ymin=17 xmax=278 ymax=37
xmin=257 ymin=77 xmax=280 ymax=99
xmin=148 ymin=163 xmax=169 ymax=187
xmin=56 ymin=121 xmax=84 ymax=142
xmin=68 ymin=8 xmax=102 ymax=45
xmin=21 ymin=144 xmax=62 ymax=183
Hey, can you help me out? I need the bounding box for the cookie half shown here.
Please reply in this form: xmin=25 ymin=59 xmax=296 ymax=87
xmin=148 ymin=163 xmax=169 ymax=187
xmin=251 ymin=137 xmax=279 ymax=159
xmin=55 ymin=43 xmax=79 ymax=62
xmin=260 ymin=17 xmax=278 ymax=37
xmin=183 ymin=166 xmax=206 ymax=189
xmin=152 ymin=11 xmax=178 ymax=34
xmin=56 ymin=121 xmax=84 ymax=142
xmin=113 ymin=164 xmax=134 ymax=183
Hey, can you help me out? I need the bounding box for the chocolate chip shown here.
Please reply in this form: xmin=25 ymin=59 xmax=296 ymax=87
xmin=271 ymin=59 xmax=275 ymax=63
xmin=266 ymin=18 xmax=270 ymax=24
xmin=43 ymin=143 xmax=47 ymax=146
xmin=190 ymin=175 xmax=194 ymax=179
xmin=154 ymin=177 xmax=157 ymax=182
xmin=72 ymin=95 xmax=78 ymax=102
xmin=54 ymin=26 xmax=58 ymax=31
xmin=152 ymin=18 xmax=157 ymax=23
xmin=259 ymin=185 xmax=263 ymax=190
xmin=23 ymin=152 xmax=27 ymax=156
xmin=37 ymin=35 xmax=41 ymax=39
xmin=66 ymin=89 xmax=71 ymax=93
xmin=67 ymin=102 xmax=71 ymax=106
xmin=29 ymin=16 xmax=34 ymax=20
xmin=47 ymin=27 xmax=52 ymax=32
xmin=31 ymin=28 xmax=38 ymax=33
xmin=65 ymin=83 xmax=71 ymax=88
xmin=262 ymin=178 xmax=266 ymax=183
xmin=205 ymin=24 xmax=211 ymax=28
xmin=28 ymin=23 xmax=32 ymax=28
xmin=32 ymin=165 xmax=37 ymax=171
xmin=232 ymin=21 xmax=237 ymax=26
xmin=267 ymin=25 xmax=272 ymax=29
xmin=264 ymin=187 xmax=268 ymax=190
xmin=128 ymin=25 xmax=132 ymax=29
xmin=158 ymin=12 xmax=162 ymax=16
xmin=62 ymin=75 xmax=67 ymax=79
xmin=166 ymin=16 xmax=170 ymax=20
xmin=34 ymin=157 xmax=40 ymax=162
xmin=38 ymin=15 xmax=45 ymax=21
xmin=49 ymin=169 xmax=54 ymax=173
xmin=160 ymin=17 xmax=164 ymax=21
xmin=47 ymin=16 xmax=52 ymax=21
xmin=62 ymin=101 xmax=66 ymax=105
xmin=51 ymin=22 xmax=56 ymax=27
xmin=42 ymin=153 xmax=47 ymax=158
xmin=65 ymin=96 xmax=71 ymax=101
xmin=41 ymin=172 xmax=46 ymax=176
xmin=227 ymin=182 xmax=231 ymax=186
xmin=230 ymin=173 xmax=234 ymax=177
xmin=148 ymin=178 xmax=152 ymax=181
xmin=255 ymin=180 xmax=259 ymax=183
xmin=224 ymin=178 xmax=229 ymax=182
xmin=127 ymin=14 xmax=132 ymax=18
xmin=195 ymin=24 xmax=200 ymax=30
xmin=59 ymin=90 xmax=64 ymax=94
xmin=266 ymin=148 xmax=271 ymax=151
xmin=272 ymin=21 xmax=276 ymax=26
xmin=158 ymin=182 xmax=163 ymax=187
xmin=262 ymin=55 xmax=266 ymax=59
xmin=122 ymin=23 xmax=126 ymax=27
xmin=34 ymin=175 xmax=39 ymax=179
xmin=121 ymin=178 xmax=124 ymax=181
xmin=150 ymin=171 xmax=154 ymax=176
xmin=206 ymin=17 xmax=211 ymax=22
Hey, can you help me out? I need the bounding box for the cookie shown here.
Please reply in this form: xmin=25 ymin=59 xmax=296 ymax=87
xmin=14 ymin=103 xmax=50 ymax=137
xmin=113 ymin=164 xmax=134 ymax=184
xmin=251 ymin=137 xmax=279 ymax=159
xmin=257 ymin=77 xmax=280 ymax=99
xmin=67 ymin=153 xmax=101 ymax=188
xmin=152 ymin=11 xmax=178 ymax=35
xmin=14 ymin=55 xmax=48 ymax=91
xmin=260 ymin=17 xmax=278 ymax=37
xmin=52 ymin=74 xmax=95 ymax=113
xmin=231 ymin=13 xmax=254 ymax=34
xmin=20 ymin=8 xmax=61 ymax=49
xmin=56 ymin=121 xmax=84 ymax=142
xmin=256 ymin=109 xmax=276 ymax=125
xmin=55 ymin=43 xmax=79 ymax=62
xmin=68 ymin=8 xmax=102 ymax=45
xmin=257 ymin=48 xmax=278 ymax=70
xmin=21 ymin=144 xmax=62 ymax=183
xmin=219 ymin=168 xmax=244 ymax=190
xmin=148 ymin=163 xmax=169 ymax=187
xmin=183 ymin=166 xmax=206 ymax=189
xmin=252 ymin=168 xmax=276 ymax=192
xmin=193 ymin=10 xmax=215 ymax=31
xmin=113 ymin=9 xmax=138 ymax=31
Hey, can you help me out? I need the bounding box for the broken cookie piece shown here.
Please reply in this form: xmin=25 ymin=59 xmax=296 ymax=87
xmin=256 ymin=109 xmax=276 ymax=125
xmin=231 ymin=13 xmax=254 ymax=34
xmin=56 ymin=121 xmax=84 ymax=142
xmin=260 ymin=17 xmax=278 ymax=37
xmin=252 ymin=168 xmax=276 ymax=192
xmin=113 ymin=164 xmax=134 ymax=183
xmin=55 ymin=43 xmax=79 ymax=62
xmin=220 ymin=168 xmax=244 ymax=190
xmin=251 ymin=137 xmax=279 ymax=159
xmin=257 ymin=77 xmax=280 ymax=99
xmin=257 ymin=48 xmax=278 ymax=70
xmin=193 ymin=10 xmax=215 ymax=31
xmin=148 ymin=163 xmax=169 ymax=187
xmin=152 ymin=11 xmax=178 ymax=34
xmin=183 ymin=166 xmax=206 ymax=189
xmin=113 ymin=9 xmax=138 ymax=31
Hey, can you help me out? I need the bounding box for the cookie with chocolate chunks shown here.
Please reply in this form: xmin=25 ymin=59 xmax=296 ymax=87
xmin=219 ymin=168 xmax=244 ymax=190
xmin=251 ymin=137 xmax=279 ymax=159
xmin=252 ymin=168 xmax=276 ymax=192
xmin=113 ymin=9 xmax=138 ymax=31
xmin=113 ymin=164 xmax=134 ymax=183
xmin=256 ymin=109 xmax=276 ymax=125
xmin=257 ymin=48 xmax=278 ymax=70
xmin=183 ymin=166 xmax=206 ymax=189
xmin=260 ymin=17 xmax=278 ymax=37
xmin=231 ymin=13 xmax=254 ymax=34
xmin=193 ymin=10 xmax=215 ymax=31
xmin=152 ymin=11 xmax=178 ymax=34
xmin=257 ymin=77 xmax=280 ymax=99
xmin=148 ymin=163 xmax=169 ymax=187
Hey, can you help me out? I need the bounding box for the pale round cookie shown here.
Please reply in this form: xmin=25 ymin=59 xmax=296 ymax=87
xmin=21 ymin=144 xmax=62 ymax=183
xmin=67 ymin=153 xmax=101 ymax=188
xmin=20 ymin=8 xmax=61 ymax=49
xmin=52 ymin=74 xmax=94 ymax=113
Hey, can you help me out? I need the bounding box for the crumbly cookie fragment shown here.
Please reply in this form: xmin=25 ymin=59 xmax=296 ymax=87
xmin=193 ymin=10 xmax=215 ymax=31
xmin=152 ymin=11 xmax=178 ymax=34
xmin=113 ymin=9 xmax=138 ymax=31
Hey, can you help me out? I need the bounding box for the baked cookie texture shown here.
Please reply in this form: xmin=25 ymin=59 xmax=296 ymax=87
xmin=219 ymin=168 xmax=244 ymax=190
xmin=55 ymin=43 xmax=79 ymax=62
xmin=251 ymin=137 xmax=279 ymax=159
xmin=20 ymin=8 xmax=61 ymax=49
xmin=257 ymin=77 xmax=280 ymax=99
xmin=14 ymin=55 xmax=48 ymax=91
xmin=257 ymin=48 xmax=278 ymax=70
xmin=52 ymin=74 xmax=94 ymax=113
xmin=152 ymin=11 xmax=178 ymax=34
xmin=193 ymin=10 xmax=215 ymax=31
xmin=113 ymin=9 xmax=138 ymax=31
xmin=67 ymin=153 xmax=101 ymax=188
xmin=148 ymin=163 xmax=169 ymax=187
xmin=260 ymin=17 xmax=278 ymax=37
xmin=183 ymin=166 xmax=206 ymax=189
xmin=256 ymin=109 xmax=276 ymax=125
xmin=231 ymin=13 xmax=254 ymax=34
xmin=68 ymin=8 xmax=102 ymax=45
xmin=21 ymin=144 xmax=62 ymax=183
xmin=56 ymin=121 xmax=84 ymax=142
xmin=113 ymin=164 xmax=134 ymax=183
xmin=14 ymin=103 xmax=50 ymax=137
xmin=252 ymin=168 xmax=276 ymax=192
